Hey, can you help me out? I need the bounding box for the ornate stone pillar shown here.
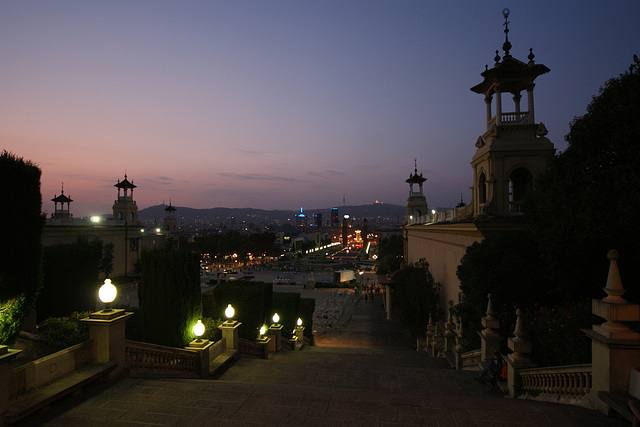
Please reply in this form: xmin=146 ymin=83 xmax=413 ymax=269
xmin=479 ymin=294 xmax=500 ymax=361
xmin=444 ymin=309 xmax=456 ymax=354
xmin=81 ymin=309 xmax=133 ymax=379
xmin=526 ymin=83 xmax=535 ymax=123
xmin=495 ymin=88 xmax=503 ymax=126
xmin=584 ymin=250 xmax=640 ymax=412
xmin=505 ymin=308 xmax=536 ymax=398
xmin=219 ymin=319 xmax=242 ymax=350
xmin=454 ymin=317 xmax=467 ymax=370
xmin=485 ymin=94 xmax=493 ymax=130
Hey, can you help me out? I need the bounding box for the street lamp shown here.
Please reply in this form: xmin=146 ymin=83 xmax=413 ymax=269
xmin=193 ymin=320 xmax=205 ymax=343
xmin=225 ymin=304 xmax=235 ymax=320
xmin=99 ymin=279 xmax=117 ymax=312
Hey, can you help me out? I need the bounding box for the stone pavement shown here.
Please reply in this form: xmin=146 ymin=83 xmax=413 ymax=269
xmin=30 ymin=293 xmax=625 ymax=426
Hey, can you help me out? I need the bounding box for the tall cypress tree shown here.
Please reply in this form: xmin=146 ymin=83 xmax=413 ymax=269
xmin=0 ymin=151 xmax=43 ymax=345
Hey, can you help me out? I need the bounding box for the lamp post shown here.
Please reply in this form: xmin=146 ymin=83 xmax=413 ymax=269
xmin=80 ymin=280 xmax=133 ymax=378
xmin=256 ymin=325 xmax=270 ymax=359
xmin=218 ymin=304 xmax=241 ymax=350
xmin=268 ymin=312 xmax=283 ymax=352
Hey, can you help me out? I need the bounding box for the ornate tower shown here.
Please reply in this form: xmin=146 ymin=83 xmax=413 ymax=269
xmin=470 ymin=9 xmax=555 ymax=217
xmin=405 ymin=159 xmax=428 ymax=223
xmin=162 ymin=201 xmax=177 ymax=232
xmin=51 ymin=184 xmax=73 ymax=220
xmin=112 ymin=174 xmax=139 ymax=224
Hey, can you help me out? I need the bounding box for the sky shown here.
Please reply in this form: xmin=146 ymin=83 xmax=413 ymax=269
xmin=1 ymin=1 xmax=639 ymax=217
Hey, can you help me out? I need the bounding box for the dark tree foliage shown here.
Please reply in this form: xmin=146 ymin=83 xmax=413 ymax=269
xmin=38 ymin=239 xmax=103 ymax=321
xmin=212 ymin=280 xmax=272 ymax=340
xmin=139 ymin=249 xmax=202 ymax=347
xmin=525 ymin=56 xmax=640 ymax=302
xmin=391 ymin=259 xmax=441 ymax=339
xmin=454 ymin=232 xmax=551 ymax=343
xmin=0 ymin=151 xmax=43 ymax=345
xmin=375 ymin=235 xmax=404 ymax=275
xmin=99 ymin=241 xmax=115 ymax=278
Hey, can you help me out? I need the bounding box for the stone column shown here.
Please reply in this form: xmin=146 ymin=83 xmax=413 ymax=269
xmin=1 ymin=346 xmax=22 ymax=419
xmin=256 ymin=336 xmax=270 ymax=359
xmin=495 ymin=88 xmax=502 ymax=126
xmin=479 ymin=294 xmax=500 ymax=361
xmin=504 ymin=308 xmax=536 ymax=398
xmin=513 ymin=92 xmax=522 ymax=114
xmin=526 ymin=83 xmax=535 ymax=124
xmin=81 ymin=309 xmax=133 ymax=379
xmin=584 ymin=250 xmax=640 ymax=412
xmin=485 ymin=95 xmax=493 ymax=130
xmin=219 ymin=320 xmax=242 ymax=350
xmin=186 ymin=339 xmax=213 ymax=378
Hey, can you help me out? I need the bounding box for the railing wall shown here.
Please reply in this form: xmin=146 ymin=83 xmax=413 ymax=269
xmin=125 ymin=340 xmax=201 ymax=378
xmin=518 ymin=364 xmax=592 ymax=406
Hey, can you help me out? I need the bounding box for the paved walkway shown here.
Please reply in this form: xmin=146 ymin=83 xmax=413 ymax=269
xmin=32 ymin=293 xmax=625 ymax=426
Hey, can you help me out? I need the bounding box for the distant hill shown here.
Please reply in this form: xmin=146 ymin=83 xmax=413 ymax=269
xmin=138 ymin=203 xmax=406 ymax=225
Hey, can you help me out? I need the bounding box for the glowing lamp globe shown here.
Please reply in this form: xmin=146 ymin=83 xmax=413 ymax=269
xmin=259 ymin=325 xmax=266 ymax=336
xmin=225 ymin=304 xmax=235 ymax=319
xmin=99 ymin=279 xmax=117 ymax=304
xmin=272 ymin=313 xmax=280 ymax=324
xmin=297 ymin=318 xmax=303 ymax=327
xmin=193 ymin=320 xmax=205 ymax=339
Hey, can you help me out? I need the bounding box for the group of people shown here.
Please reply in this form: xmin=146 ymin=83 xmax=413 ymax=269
xmin=362 ymin=282 xmax=380 ymax=303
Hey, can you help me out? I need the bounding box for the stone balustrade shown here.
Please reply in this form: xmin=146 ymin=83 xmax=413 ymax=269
xmin=125 ymin=340 xmax=201 ymax=378
xmin=519 ymin=364 xmax=592 ymax=405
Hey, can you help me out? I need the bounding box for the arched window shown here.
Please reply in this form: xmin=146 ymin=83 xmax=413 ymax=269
xmin=130 ymin=212 xmax=135 ymax=222
xmin=118 ymin=212 xmax=123 ymax=220
xmin=478 ymin=172 xmax=487 ymax=204
xmin=509 ymin=167 xmax=533 ymax=212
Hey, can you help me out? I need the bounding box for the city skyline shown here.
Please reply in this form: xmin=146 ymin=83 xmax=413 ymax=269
xmin=2 ymin=1 xmax=638 ymax=217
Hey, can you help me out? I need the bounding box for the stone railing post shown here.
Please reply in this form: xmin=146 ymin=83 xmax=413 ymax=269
xmin=219 ymin=319 xmax=242 ymax=350
xmin=80 ymin=309 xmax=133 ymax=379
xmin=504 ymin=308 xmax=536 ymax=398
xmin=444 ymin=308 xmax=456 ymax=354
xmin=583 ymin=250 xmax=640 ymax=413
xmin=267 ymin=323 xmax=283 ymax=352
xmin=454 ymin=317 xmax=467 ymax=370
xmin=479 ymin=293 xmax=500 ymax=361
xmin=425 ymin=314 xmax=436 ymax=356
xmin=1 ymin=346 xmax=22 ymax=419
xmin=186 ymin=338 xmax=213 ymax=379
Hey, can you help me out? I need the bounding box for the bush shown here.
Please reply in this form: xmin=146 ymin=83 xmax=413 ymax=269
xmin=272 ymin=292 xmax=301 ymax=338
xmin=38 ymin=312 xmax=91 ymax=349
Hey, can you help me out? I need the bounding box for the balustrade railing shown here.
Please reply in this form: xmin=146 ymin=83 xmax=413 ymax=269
xmin=460 ymin=348 xmax=481 ymax=369
xmin=518 ymin=364 xmax=592 ymax=406
xmin=125 ymin=340 xmax=201 ymax=378
xmin=238 ymin=338 xmax=265 ymax=358
xmin=501 ymin=112 xmax=530 ymax=124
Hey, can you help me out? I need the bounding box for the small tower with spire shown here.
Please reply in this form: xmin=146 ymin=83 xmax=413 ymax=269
xmin=51 ymin=184 xmax=73 ymax=221
xmin=405 ymin=159 xmax=428 ymax=224
xmin=112 ymin=174 xmax=139 ymax=224
xmin=470 ymin=9 xmax=555 ymax=217
xmin=162 ymin=200 xmax=178 ymax=232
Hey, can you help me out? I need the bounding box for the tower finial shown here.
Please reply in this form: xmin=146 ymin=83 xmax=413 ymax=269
xmin=502 ymin=8 xmax=512 ymax=57
xmin=414 ymin=157 xmax=418 ymax=174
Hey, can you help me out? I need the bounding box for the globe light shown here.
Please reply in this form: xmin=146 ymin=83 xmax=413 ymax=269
xmin=259 ymin=325 xmax=266 ymax=336
xmin=193 ymin=320 xmax=205 ymax=339
xmin=297 ymin=318 xmax=303 ymax=327
xmin=98 ymin=279 xmax=117 ymax=311
xmin=272 ymin=313 xmax=280 ymax=324
xmin=225 ymin=304 xmax=235 ymax=319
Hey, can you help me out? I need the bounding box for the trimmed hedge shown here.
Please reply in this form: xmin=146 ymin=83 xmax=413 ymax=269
xmin=299 ymin=297 xmax=315 ymax=338
xmin=213 ymin=281 xmax=272 ymax=340
xmin=272 ymin=292 xmax=301 ymax=338
xmin=38 ymin=239 xmax=102 ymax=322
xmin=139 ymin=250 xmax=201 ymax=347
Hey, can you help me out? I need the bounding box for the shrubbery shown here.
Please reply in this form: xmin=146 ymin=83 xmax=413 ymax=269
xmin=38 ymin=312 xmax=90 ymax=349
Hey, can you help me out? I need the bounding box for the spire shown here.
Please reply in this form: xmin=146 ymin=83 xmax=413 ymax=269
xmin=414 ymin=157 xmax=418 ymax=175
xmin=502 ymin=8 xmax=512 ymax=57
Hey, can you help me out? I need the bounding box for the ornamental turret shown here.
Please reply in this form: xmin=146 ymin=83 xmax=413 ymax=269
xmin=470 ymin=9 xmax=555 ymax=217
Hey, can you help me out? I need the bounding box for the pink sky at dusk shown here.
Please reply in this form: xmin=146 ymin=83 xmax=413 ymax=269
xmin=1 ymin=1 xmax=638 ymax=217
